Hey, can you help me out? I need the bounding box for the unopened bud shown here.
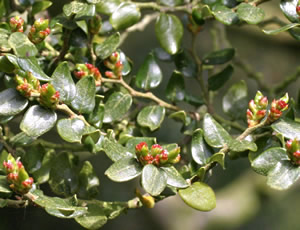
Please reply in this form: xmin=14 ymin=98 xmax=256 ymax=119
xmin=10 ymin=16 xmax=24 ymax=32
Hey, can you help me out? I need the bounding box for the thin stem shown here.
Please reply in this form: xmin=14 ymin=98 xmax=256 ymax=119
xmin=30 ymin=139 xmax=85 ymax=151
xmin=88 ymin=34 xmax=96 ymax=65
xmin=134 ymin=1 xmax=196 ymax=13
xmin=0 ymin=198 xmax=28 ymax=208
xmin=56 ymin=104 xmax=90 ymax=126
xmin=0 ymin=137 xmax=16 ymax=156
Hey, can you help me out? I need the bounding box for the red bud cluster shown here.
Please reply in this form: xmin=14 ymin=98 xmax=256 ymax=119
xmin=247 ymin=91 xmax=268 ymax=127
xmin=28 ymin=18 xmax=50 ymax=44
xmin=286 ymin=138 xmax=300 ymax=166
xmin=267 ymin=93 xmax=289 ymax=123
xmin=74 ymin=63 xmax=102 ymax=86
xmin=9 ymin=16 xmax=24 ymax=32
xmin=104 ymin=52 xmax=123 ymax=79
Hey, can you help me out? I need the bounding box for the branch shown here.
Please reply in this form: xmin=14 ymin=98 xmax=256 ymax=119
xmin=0 ymin=198 xmax=28 ymax=208
xmin=134 ymin=1 xmax=197 ymax=13
xmin=0 ymin=137 xmax=16 ymax=157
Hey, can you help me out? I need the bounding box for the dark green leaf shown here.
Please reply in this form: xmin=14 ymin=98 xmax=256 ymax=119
xmin=110 ymin=2 xmax=141 ymax=30
xmin=166 ymin=70 xmax=185 ymax=101
xmin=105 ymin=157 xmax=142 ymax=182
xmin=0 ymin=56 xmax=15 ymax=73
xmin=0 ymin=88 xmax=28 ymax=116
xmin=271 ymin=118 xmax=300 ymax=140
xmin=280 ymin=0 xmax=300 ymax=23
xmin=95 ymin=33 xmax=120 ymax=59
xmin=203 ymin=113 xmax=232 ymax=148
xmin=71 ymin=76 xmax=96 ymax=114
xmin=9 ymin=132 xmax=35 ymax=147
xmin=57 ymin=118 xmax=86 ymax=143
xmin=208 ymin=65 xmax=233 ymax=91
xmin=103 ymin=138 xmax=134 ymax=162
xmin=33 ymin=149 xmax=55 ymax=184
xmin=162 ymin=166 xmax=189 ymax=188
xmin=228 ymin=139 xmax=257 ymax=152
xmin=223 ymin=80 xmax=248 ymax=120
xmin=251 ymin=147 xmax=289 ymax=176
xmin=203 ymin=48 xmax=235 ymax=65
xmin=18 ymin=57 xmax=51 ymax=81
xmin=141 ymin=164 xmax=167 ymax=196
xmin=96 ymin=0 xmax=121 ymax=15
xmin=178 ymin=182 xmax=216 ymax=211
xmin=212 ymin=5 xmax=238 ymax=25
xmin=137 ymin=105 xmax=165 ymax=131
xmin=168 ymin=110 xmax=191 ymax=126
xmin=20 ymin=105 xmax=57 ymax=138
xmin=32 ymin=1 xmax=52 ymax=15
xmin=87 ymin=99 xmax=104 ymax=128
xmin=22 ymin=144 xmax=45 ymax=174
xmin=135 ymin=53 xmax=163 ymax=90
xmin=191 ymin=128 xmax=213 ymax=165
xmin=237 ymin=3 xmax=265 ymax=24
xmin=155 ymin=13 xmax=183 ymax=54
xmin=75 ymin=4 xmax=96 ymax=20
xmin=103 ymin=92 xmax=132 ymax=123
xmin=51 ymin=62 xmax=76 ymax=104
xmin=8 ymin=32 xmax=38 ymax=57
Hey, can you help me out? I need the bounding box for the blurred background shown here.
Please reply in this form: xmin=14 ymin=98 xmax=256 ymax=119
xmin=1 ymin=0 xmax=300 ymax=229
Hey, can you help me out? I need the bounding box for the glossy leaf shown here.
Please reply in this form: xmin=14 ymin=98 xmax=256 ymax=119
xmin=87 ymin=99 xmax=104 ymax=128
xmin=103 ymin=92 xmax=132 ymax=123
xmin=203 ymin=48 xmax=235 ymax=65
xmin=191 ymin=128 xmax=213 ymax=165
xmin=280 ymin=0 xmax=300 ymax=23
xmin=57 ymin=118 xmax=86 ymax=143
xmin=168 ymin=110 xmax=191 ymax=126
xmin=178 ymin=182 xmax=216 ymax=211
xmin=33 ymin=150 xmax=55 ymax=184
xmin=271 ymin=118 xmax=300 ymax=139
xmin=208 ymin=65 xmax=233 ymax=91
xmin=135 ymin=53 xmax=163 ymax=90
xmin=75 ymin=4 xmax=96 ymax=20
xmin=103 ymin=138 xmax=134 ymax=162
xmin=96 ymin=0 xmax=121 ymax=14
xmin=63 ymin=2 xmax=87 ymax=17
xmin=18 ymin=57 xmax=51 ymax=81
xmin=9 ymin=132 xmax=35 ymax=147
xmin=212 ymin=5 xmax=238 ymax=25
xmin=162 ymin=166 xmax=189 ymax=188
xmin=8 ymin=32 xmax=38 ymax=57
xmin=32 ymin=1 xmax=52 ymax=15
xmin=105 ymin=157 xmax=142 ymax=182
xmin=95 ymin=33 xmax=120 ymax=59
xmin=71 ymin=76 xmax=96 ymax=114
xmin=228 ymin=139 xmax=257 ymax=152
xmin=166 ymin=70 xmax=185 ymax=101
xmin=174 ymin=50 xmax=197 ymax=78
xmin=203 ymin=113 xmax=232 ymax=148
xmin=155 ymin=13 xmax=183 ymax=54
xmin=137 ymin=105 xmax=165 ymax=131
xmin=208 ymin=152 xmax=226 ymax=169
xmin=0 ymin=116 xmax=14 ymax=124
xmin=119 ymin=50 xmax=131 ymax=75
xmin=0 ymin=88 xmax=28 ymax=116
xmin=20 ymin=105 xmax=57 ymax=138
xmin=141 ymin=164 xmax=167 ymax=196
xmin=251 ymin=147 xmax=289 ymax=176
xmin=51 ymin=62 xmax=76 ymax=104
xmin=237 ymin=3 xmax=264 ymax=24
xmin=223 ymin=80 xmax=248 ymax=120
xmin=110 ymin=2 xmax=141 ymax=30
xmin=22 ymin=144 xmax=45 ymax=174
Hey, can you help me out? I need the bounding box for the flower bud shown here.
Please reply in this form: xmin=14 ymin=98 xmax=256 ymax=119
xmin=297 ymin=3 xmax=300 ymax=16
xmin=9 ymin=16 xmax=24 ymax=32
xmin=74 ymin=63 xmax=102 ymax=86
xmin=247 ymin=91 xmax=268 ymax=127
xmin=151 ymin=144 xmax=163 ymax=156
xmin=167 ymin=146 xmax=181 ymax=162
xmin=104 ymin=52 xmax=123 ymax=79
xmin=267 ymin=93 xmax=289 ymax=123
xmin=28 ymin=18 xmax=50 ymax=44
xmin=135 ymin=142 xmax=149 ymax=157
xmin=39 ymin=83 xmax=60 ymax=109
xmin=15 ymin=72 xmax=41 ymax=99
xmin=286 ymin=138 xmax=300 ymax=166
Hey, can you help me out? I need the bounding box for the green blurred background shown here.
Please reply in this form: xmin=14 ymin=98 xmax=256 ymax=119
xmin=1 ymin=0 xmax=300 ymax=229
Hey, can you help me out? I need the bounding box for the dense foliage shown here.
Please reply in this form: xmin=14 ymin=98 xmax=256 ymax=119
xmin=0 ymin=0 xmax=299 ymax=229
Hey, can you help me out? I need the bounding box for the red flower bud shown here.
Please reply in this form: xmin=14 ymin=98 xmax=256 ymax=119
xmin=277 ymin=100 xmax=288 ymax=110
xmin=105 ymin=71 xmax=114 ymax=78
xmin=16 ymin=161 xmax=23 ymax=169
xmin=136 ymin=142 xmax=148 ymax=151
xmin=259 ymin=96 xmax=268 ymax=108
xmin=7 ymin=173 xmax=19 ymax=182
xmin=85 ymin=63 xmax=94 ymax=70
xmin=297 ymin=5 xmax=300 ymax=15
xmin=22 ymin=177 xmax=34 ymax=188
xmin=115 ymin=60 xmax=122 ymax=68
xmin=286 ymin=139 xmax=293 ymax=149
xmin=3 ymin=161 xmax=14 ymax=172
xmin=293 ymin=150 xmax=300 ymax=158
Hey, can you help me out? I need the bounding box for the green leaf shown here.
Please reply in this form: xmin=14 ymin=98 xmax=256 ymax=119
xmin=71 ymin=76 xmax=96 ymax=114
xmin=49 ymin=152 xmax=79 ymax=196
xmin=110 ymin=2 xmax=141 ymax=30
xmin=95 ymin=33 xmax=120 ymax=59
xmin=228 ymin=139 xmax=257 ymax=152
xmin=280 ymin=0 xmax=300 ymax=23
xmin=0 ymin=29 xmax=10 ymax=51
xmin=51 ymin=62 xmax=76 ymax=104
xmin=0 ymin=175 xmax=12 ymax=196
xmin=141 ymin=164 xmax=167 ymax=196
xmin=119 ymin=50 xmax=131 ymax=76
xmin=30 ymin=189 xmax=87 ymax=218
xmin=208 ymin=65 xmax=233 ymax=91
xmin=0 ymin=115 xmax=14 ymax=124
xmin=137 ymin=105 xmax=166 ymax=131
xmin=96 ymin=0 xmax=121 ymax=14
xmin=157 ymin=0 xmax=184 ymax=6
xmin=103 ymin=138 xmax=134 ymax=162
xmin=87 ymin=99 xmax=104 ymax=128
xmin=208 ymin=152 xmax=226 ymax=169
xmin=32 ymin=1 xmax=52 ymax=15
xmin=105 ymin=157 xmax=142 ymax=182
xmin=203 ymin=113 xmax=232 ymax=148
xmin=161 ymin=166 xmax=189 ymax=188
xmin=33 ymin=149 xmax=55 ymax=184
xmin=267 ymin=160 xmax=300 ymax=190
xmin=236 ymin=3 xmax=264 ymax=24
xmin=0 ymin=150 xmax=8 ymax=174
xmin=9 ymin=132 xmax=35 ymax=147
xmin=212 ymin=5 xmax=238 ymax=25
xmin=135 ymin=53 xmax=163 ymax=90
xmin=262 ymin=23 xmax=300 ymax=35
xmin=22 ymin=144 xmax=45 ymax=174
xmin=75 ymin=4 xmax=96 ymax=20
xmin=223 ymin=80 xmax=248 ymax=120
xmin=87 ymin=0 xmax=102 ymax=3
xmin=174 ymin=50 xmax=197 ymax=78
xmin=178 ymin=182 xmax=216 ymax=211
xmin=63 ymin=2 xmax=87 ymax=17
xmin=103 ymin=92 xmax=132 ymax=123
xmin=77 ymin=161 xmax=100 ymax=199
xmin=203 ymin=48 xmax=235 ymax=65
xmin=251 ymin=147 xmax=289 ymax=176
xmin=191 ymin=128 xmax=213 ymax=165
xmin=168 ymin=110 xmax=191 ymax=126
xmin=57 ymin=118 xmax=86 ymax=143
xmin=271 ymin=118 xmax=300 ymax=140
xmin=166 ymin=70 xmax=185 ymax=101
xmin=18 ymin=57 xmax=51 ymax=81
xmin=8 ymin=32 xmax=38 ymax=57
xmin=75 ymin=200 xmax=126 ymax=229
xmin=20 ymin=105 xmax=57 ymax=138
xmin=155 ymin=13 xmax=183 ymax=55
xmin=0 ymin=56 xmax=15 ymax=73
xmin=125 ymin=137 xmax=157 ymax=153
xmin=0 ymin=88 xmax=28 ymax=116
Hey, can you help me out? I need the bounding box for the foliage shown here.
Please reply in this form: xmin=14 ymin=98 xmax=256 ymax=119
xmin=0 ymin=0 xmax=299 ymax=229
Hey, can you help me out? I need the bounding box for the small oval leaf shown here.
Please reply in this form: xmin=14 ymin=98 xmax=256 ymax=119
xmin=137 ymin=105 xmax=165 ymax=131
xmin=0 ymin=88 xmax=28 ymax=116
xmin=57 ymin=118 xmax=86 ymax=143
xmin=8 ymin=32 xmax=38 ymax=57
xmin=191 ymin=128 xmax=213 ymax=165
xmin=203 ymin=48 xmax=235 ymax=65
xmin=18 ymin=57 xmax=51 ymax=81
xmin=95 ymin=33 xmax=120 ymax=59
xmin=271 ymin=118 xmax=300 ymax=140
xmin=237 ymin=3 xmax=265 ymax=24
xmin=162 ymin=166 xmax=189 ymax=188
